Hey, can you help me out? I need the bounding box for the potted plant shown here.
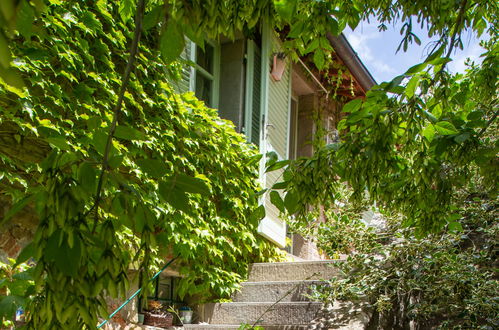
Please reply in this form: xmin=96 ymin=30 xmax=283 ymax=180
xmin=143 ymin=300 xmax=173 ymax=328
xmin=179 ymin=306 xmax=193 ymax=324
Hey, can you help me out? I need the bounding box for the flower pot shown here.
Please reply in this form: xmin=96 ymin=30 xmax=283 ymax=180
xmin=180 ymin=310 xmax=193 ymax=324
xmin=137 ymin=313 xmax=144 ymax=324
xmin=143 ymin=311 xmax=173 ymax=328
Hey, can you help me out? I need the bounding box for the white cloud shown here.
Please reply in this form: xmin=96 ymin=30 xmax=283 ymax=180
xmin=449 ymin=41 xmax=485 ymax=73
xmin=343 ymin=20 xmax=486 ymax=82
xmin=345 ymin=29 xmax=397 ymax=82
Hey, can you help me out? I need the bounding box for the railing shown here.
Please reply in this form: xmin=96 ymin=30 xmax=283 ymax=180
xmin=97 ymin=256 xmax=179 ymax=329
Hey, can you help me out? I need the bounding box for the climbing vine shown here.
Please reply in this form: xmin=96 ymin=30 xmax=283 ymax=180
xmin=0 ymin=0 xmax=497 ymax=328
xmin=0 ymin=0 xmax=283 ymax=328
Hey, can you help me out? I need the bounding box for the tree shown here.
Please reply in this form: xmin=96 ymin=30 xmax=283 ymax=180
xmin=0 ymin=0 xmax=497 ymax=329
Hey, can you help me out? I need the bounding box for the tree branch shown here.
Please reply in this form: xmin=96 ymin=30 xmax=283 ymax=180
xmin=443 ymin=0 xmax=469 ymax=68
xmin=476 ymin=109 xmax=498 ymax=139
xmin=91 ymin=0 xmax=146 ymax=233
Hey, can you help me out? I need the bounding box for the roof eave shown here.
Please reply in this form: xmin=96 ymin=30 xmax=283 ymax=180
xmin=327 ymin=33 xmax=377 ymax=92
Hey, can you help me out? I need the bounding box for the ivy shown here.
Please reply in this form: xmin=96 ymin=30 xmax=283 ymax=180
xmin=0 ymin=0 xmax=282 ymax=327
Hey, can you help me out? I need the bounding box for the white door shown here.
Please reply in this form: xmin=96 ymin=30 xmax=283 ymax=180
xmin=247 ymin=30 xmax=290 ymax=248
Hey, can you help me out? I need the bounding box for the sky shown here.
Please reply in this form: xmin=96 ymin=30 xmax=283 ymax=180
xmin=344 ymin=19 xmax=487 ymax=83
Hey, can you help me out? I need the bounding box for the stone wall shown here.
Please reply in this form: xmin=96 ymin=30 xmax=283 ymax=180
xmin=0 ymin=198 xmax=37 ymax=262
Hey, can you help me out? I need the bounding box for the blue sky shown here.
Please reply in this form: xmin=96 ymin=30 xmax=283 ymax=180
xmin=344 ymin=19 xmax=487 ymax=83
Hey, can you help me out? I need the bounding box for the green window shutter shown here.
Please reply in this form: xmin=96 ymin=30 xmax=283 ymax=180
xmin=251 ymin=45 xmax=262 ymax=146
xmin=174 ymin=41 xmax=192 ymax=94
xmin=267 ymin=36 xmax=290 ymax=159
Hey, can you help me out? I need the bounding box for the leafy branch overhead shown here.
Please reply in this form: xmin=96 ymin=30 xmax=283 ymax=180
xmin=0 ymin=0 xmax=496 ymax=328
xmin=0 ymin=0 xmax=282 ymax=327
xmin=264 ymin=0 xmax=497 ymax=234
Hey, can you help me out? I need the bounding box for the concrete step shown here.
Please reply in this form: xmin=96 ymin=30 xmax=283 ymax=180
xmin=232 ymin=280 xmax=323 ymax=302
xmin=247 ymin=260 xmax=343 ymax=282
xmin=202 ymin=302 xmax=323 ymax=325
xmin=182 ymin=325 xmax=308 ymax=330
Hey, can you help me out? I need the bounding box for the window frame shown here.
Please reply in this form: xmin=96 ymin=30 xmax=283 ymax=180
xmin=189 ymin=40 xmax=221 ymax=108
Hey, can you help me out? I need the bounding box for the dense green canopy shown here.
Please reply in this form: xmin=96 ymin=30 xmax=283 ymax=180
xmin=0 ymin=0 xmax=497 ymax=329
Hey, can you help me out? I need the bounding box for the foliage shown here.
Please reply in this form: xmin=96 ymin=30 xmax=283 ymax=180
xmin=0 ymin=259 xmax=34 ymax=326
xmin=0 ymin=0 xmax=282 ymax=328
xmin=275 ymin=36 xmax=498 ymax=235
xmin=316 ymin=210 xmax=380 ymax=258
xmin=0 ymin=0 xmax=496 ymax=328
xmin=311 ymin=190 xmax=498 ymax=329
xmin=260 ymin=2 xmax=499 ymax=328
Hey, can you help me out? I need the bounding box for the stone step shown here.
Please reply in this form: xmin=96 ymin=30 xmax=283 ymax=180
xmin=247 ymin=260 xmax=343 ymax=282
xmin=232 ymin=280 xmax=323 ymax=302
xmin=182 ymin=325 xmax=308 ymax=330
xmin=202 ymin=302 xmax=323 ymax=325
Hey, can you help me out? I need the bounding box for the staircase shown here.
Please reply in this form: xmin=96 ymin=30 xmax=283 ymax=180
xmin=184 ymin=260 xmax=369 ymax=329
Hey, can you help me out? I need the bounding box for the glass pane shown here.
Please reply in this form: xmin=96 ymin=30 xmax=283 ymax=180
xmin=196 ymin=44 xmax=214 ymax=74
xmin=157 ymin=280 xmax=171 ymax=300
xmin=195 ymin=73 xmax=212 ymax=106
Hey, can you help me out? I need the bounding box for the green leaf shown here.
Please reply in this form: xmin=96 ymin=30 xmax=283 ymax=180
xmin=78 ymin=162 xmax=97 ymax=195
xmin=0 ymin=295 xmax=25 ymax=320
xmin=429 ymin=57 xmax=451 ymax=66
xmin=158 ymin=181 xmax=192 ymax=214
xmin=266 ymin=160 xmax=289 ymax=172
xmin=435 ymin=121 xmax=459 ymax=135
xmin=143 ymin=5 xmax=164 ymax=31
xmin=14 ymin=243 xmax=35 ymax=267
xmin=92 ymin=130 xmax=109 ymax=155
xmin=405 ymin=62 xmax=427 ymax=75
xmin=448 ymin=221 xmax=463 ymax=233
xmin=466 ymin=110 xmax=483 ymax=121
xmin=45 ymin=230 xmax=81 ymax=277
xmin=422 ymin=125 xmax=435 ymax=142
xmin=284 ymin=190 xmax=299 ymax=214
xmin=288 ymin=21 xmax=305 ymax=38
xmin=327 ymin=17 xmax=339 ymax=36
xmin=166 ymin=173 xmax=210 ymax=195
xmin=454 ymin=132 xmax=470 ymax=143
xmin=136 ymin=158 xmax=169 ymax=178
xmin=342 ymin=98 xmax=362 ymax=113
xmin=384 ymin=75 xmax=405 ymax=92
xmin=45 ymin=137 xmax=69 ymax=150
xmin=265 ymin=151 xmax=278 ymax=168
xmin=114 ymin=125 xmax=146 ymax=140
xmin=425 ymin=45 xmax=444 ymax=63
xmin=313 ymin=49 xmax=325 ymax=70
xmin=270 ymin=191 xmax=285 ymax=213
xmin=304 ymin=39 xmax=319 ymax=54
xmin=272 ymin=181 xmax=288 ymax=189
xmin=423 ymin=110 xmax=438 ymax=124
xmin=119 ymin=0 xmax=134 ymax=22
xmin=160 ymin=19 xmax=185 ymax=65
xmin=108 ymin=154 xmax=124 ymax=169
xmin=0 ymin=33 xmax=11 ymax=68
xmin=0 ymin=66 xmax=25 ymax=90
xmin=87 ymin=117 xmax=102 ymax=130
xmin=273 ymin=0 xmax=298 ymax=22
xmin=405 ymin=75 xmax=420 ymax=98
xmin=16 ymin=0 xmax=35 ymax=39
xmin=249 ymin=205 xmax=266 ymax=223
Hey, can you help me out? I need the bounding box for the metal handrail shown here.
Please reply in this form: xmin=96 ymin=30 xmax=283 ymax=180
xmin=97 ymin=256 xmax=179 ymax=329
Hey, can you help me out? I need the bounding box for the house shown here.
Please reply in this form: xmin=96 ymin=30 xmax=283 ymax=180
xmin=99 ymin=25 xmax=376 ymax=329
xmin=175 ymin=23 xmax=375 ymax=259
xmin=0 ymin=7 xmax=376 ymax=327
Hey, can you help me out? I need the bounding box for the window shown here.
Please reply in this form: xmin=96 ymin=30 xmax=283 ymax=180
xmin=190 ymin=43 xmax=220 ymax=108
xmin=138 ymin=276 xmax=182 ymax=312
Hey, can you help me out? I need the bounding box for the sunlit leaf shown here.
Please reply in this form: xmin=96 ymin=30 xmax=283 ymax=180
xmin=435 ymin=121 xmax=459 ymax=135
xmin=160 ymin=19 xmax=185 ymax=65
